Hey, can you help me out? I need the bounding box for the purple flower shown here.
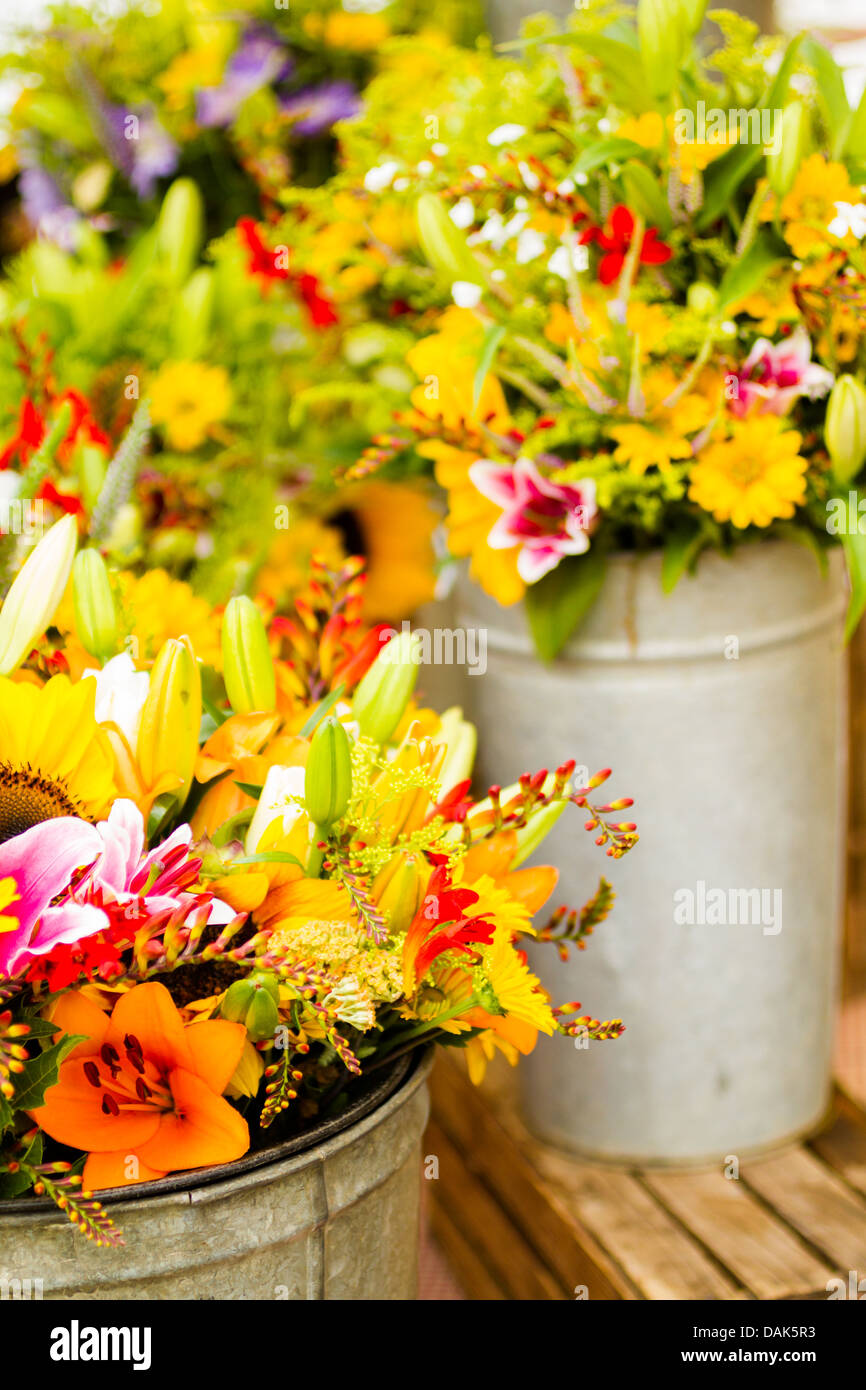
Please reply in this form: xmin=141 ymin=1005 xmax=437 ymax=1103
xmin=280 ymin=80 xmax=360 ymax=136
xmin=18 ymin=166 xmax=80 ymax=249
xmin=196 ymin=26 xmax=292 ymax=128
xmin=128 ymin=106 xmax=180 ymax=198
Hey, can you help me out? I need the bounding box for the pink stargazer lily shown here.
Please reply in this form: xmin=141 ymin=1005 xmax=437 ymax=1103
xmin=468 ymin=456 xmax=597 ymax=583
xmin=729 ymin=329 xmax=834 ymax=419
xmin=0 ymin=800 xmax=234 ymax=981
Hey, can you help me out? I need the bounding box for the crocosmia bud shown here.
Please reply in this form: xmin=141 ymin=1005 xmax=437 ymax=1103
xmin=72 ymin=548 xmax=118 ymax=662
xmin=222 ymin=595 xmax=276 ymax=714
xmin=304 ymin=716 xmax=353 ymax=830
xmin=352 ymin=631 xmax=421 ymax=746
xmin=826 ymin=374 xmax=866 ymax=484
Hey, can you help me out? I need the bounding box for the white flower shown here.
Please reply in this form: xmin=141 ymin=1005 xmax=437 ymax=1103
xmin=488 ymin=123 xmax=527 ymax=146
xmin=828 ymin=201 xmax=866 ymax=239
xmin=84 ymin=652 xmax=150 ymax=748
xmin=517 ymin=160 xmax=540 ymax=191
xmin=449 ymin=197 xmax=475 ymax=229
xmin=476 ymin=209 xmax=528 ymax=251
xmin=417 ymin=160 xmax=434 ymax=176
xmin=452 ymin=281 xmax=483 ymax=308
xmin=468 ymin=164 xmax=487 ymax=179
xmin=363 ymin=160 xmax=400 ymax=193
xmin=516 ymin=228 xmax=546 ymax=264
xmin=557 ymin=178 xmax=576 ymax=196
xmin=547 ymin=242 xmax=588 ymax=279
xmin=245 ymin=764 xmax=308 ymax=856
xmin=431 ymin=142 xmax=449 ymax=156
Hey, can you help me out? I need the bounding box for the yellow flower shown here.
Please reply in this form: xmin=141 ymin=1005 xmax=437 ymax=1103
xmin=305 ymin=11 xmax=391 ymax=51
xmin=157 ymin=43 xmax=227 ymax=110
xmin=610 ymin=368 xmax=715 ymax=475
xmin=407 ymin=310 xmax=524 ymax=606
xmin=341 ymin=483 xmax=438 ymax=622
xmin=688 ymin=416 xmax=807 ymax=528
xmin=617 ymin=112 xmax=664 ymax=149
xmin=150 ymin=361 xmax=232 ymax=451
xmin=0 ymin=877 xmax=20 ymax=933
xmin=0 ymin=674 xmax=118 ymax=839
xmin=667 ymin=112 xmax=738 ymax=185
xmin=116 ymin=570 xmax=223 ymax=668
xmin=546 ymin=298 xmax=672 ymax=360
xmin=763 ymin=154 xmax=863 ymax=260
xmin=257 ymin=518 xmax=345 ymax=611
xmin=482 ymin=922 xmax=557 ymax=1035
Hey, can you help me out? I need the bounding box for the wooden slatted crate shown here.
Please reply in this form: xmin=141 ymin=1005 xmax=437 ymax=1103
xmin=425 ymin=1053 xmax=866 ymax=1300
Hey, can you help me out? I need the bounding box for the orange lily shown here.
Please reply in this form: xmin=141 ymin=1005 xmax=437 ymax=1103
xmin=32 ymin=983 xmax=249 ymax=1190
xmin=461 ymin=830 xmax=559 ymax=915
xmin=191 ymin=711 xmax=306 ymax=837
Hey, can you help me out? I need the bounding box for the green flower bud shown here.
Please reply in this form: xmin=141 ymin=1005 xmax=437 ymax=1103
xmin=304 ymin=716 xmax=353 ymax=829
xmin=371 ymin=851 xmax=426 ymax=933
xmin=766 ymin=102 xmax=809 ymax=199
xmin=72 ymin=548 xmax=118 ymax=662
xmin=220 ymin=979 xmax=256 ymax=1023
xmin=638 ymin=0 xmax=687 ymax=99
xmin=171 ymin=267 xmax=215 ymax=359
xmin=156 ymin=178 xmax=204 ymax=285
xmin=222 ymin=595 xmax=276 ymax=714
xmin=687 ymin=282 xmax=717 ymax=317
xmin=244 ymin=988 xmax=280 ymax=1042
xmin=415 ymin=192 xmax=484 ymax=287
xmin=352 ymin=630 xmax=421 ymax=745
xmin=826 ymin=374 xmax=866 ymax=484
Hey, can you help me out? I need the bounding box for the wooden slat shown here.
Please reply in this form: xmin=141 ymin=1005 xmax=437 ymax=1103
xmin=811 ymin=1089 xmax=866 ymax=1199
xmin=643 ymin=1168 xmax=833 ymax=1299
xmin=428 ymin=1203 xmax=506 ymax=1301
xmin=430 ymin=1054 xmax=634 ymax=1299
xmin=433 ymin=1054 xmax=742 ymax=1301
xmin=426 ymin=1119 xmax=567 ymax=1300
xmin=742 ymin=1146 xmax=866 ymax=1272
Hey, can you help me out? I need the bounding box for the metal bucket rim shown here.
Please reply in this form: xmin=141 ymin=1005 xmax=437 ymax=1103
xmin=0 ymin=1047 xmax=433 ymax=1215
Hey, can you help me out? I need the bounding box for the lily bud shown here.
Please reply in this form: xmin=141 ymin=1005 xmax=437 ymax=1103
xmin=638 ymin=0 xmax=687 ymax=98
xmin=222 ymin=595 xmax=276 ymax=714
xmin=156 ymin=177 xmax=203 ymax=285
xmin=371 ymin=851 xmax=426 ymax=933
xmin=826 ymin=374 xmax=866 ymax=484
xmin=432 ymin=706 xmax=477 ymax=794
xmin=220 ymin=972 xmax=280 ymax=1041
xmin=766 ymin=102 xmax=808 ymax=198
xmin=0 ymin=514 xmax=77 ymax=676
xmin=415 ymin=192 xmax=484 ymax=287
xmin=352 ymin=630 xmax=421 ymax=745
xmin=72 ymin=548 xmax=118 ymax=662
xmin=136 ymin=636 xmax=201 ymax=810
xmin=304 ymin=716 xmax=353 ymax=830
xmin=171 ymin=267 xmax=215 ymax=358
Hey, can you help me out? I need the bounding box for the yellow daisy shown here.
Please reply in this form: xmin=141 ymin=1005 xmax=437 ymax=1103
xmin=762 ymin=154 xmax=863 ymax=260
xmin=0 ymin=675 xmax=117 ymax=840
xmin=116 ymin=570 xmax=223 ymax=668
xmin=688 ymin=415 xmax=807 ymax=528
xmin=482 ymin=922 xmax=557 ymax=1036
xmin=150 ymin=361 xmax=232 ymax=452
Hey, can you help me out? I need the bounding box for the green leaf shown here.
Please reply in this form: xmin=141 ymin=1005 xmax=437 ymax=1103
xmin=620 ymin=159 xmax=673 ymax=233
xmin=298 ymin=682 xmax=346 ymax=737
xmin=525 ymin=549 xmax=606 ymax=662
xmin=840 ymin=493 xmax=866 ymax=641
xmin=473 ymin=324 xmax=506 ymax=412
xmin=0 ymin=1133 xmax=42 ymax=1199
xmin=234 ymin=851 xmax=307 ymax=868
xmin=697 ymin=33 xmax=803 ymax=230
xmin=801 ymin=38 xmax=849 ymax=152
xmin=11 ymin=1034 xmax=86 ymax=1114
xmin=233 ymin=781 xmax=264 ymax=798
xmin=715 ymin=232 xmax=788 ymax=314
xmin=661 ymin=522 xmax=707 ymax=593
xmin=844 ymin=84 xmax=866 ymax=160
xmin=573 ymin=138 xmax=645 ymax=176
xmin=566 ymin=35 xmax=654 ymax=111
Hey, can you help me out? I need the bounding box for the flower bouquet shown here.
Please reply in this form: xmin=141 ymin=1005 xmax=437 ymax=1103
xmin=0 ymin=517 xmax=635 ymax=1256
xmin=281 ymin=0 xmax=866 ymax=654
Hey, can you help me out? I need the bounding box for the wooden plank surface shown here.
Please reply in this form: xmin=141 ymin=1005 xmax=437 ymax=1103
xmin=742 ymin=1146 xmax=866 ymax=1274
xmin=428 ymin=1202 xmax=506 ymax=1301
xmin=810 ymin=1088 xmax=866 ymax=1199
xmin=643 ymin=1168 xmax=833 ymax=1299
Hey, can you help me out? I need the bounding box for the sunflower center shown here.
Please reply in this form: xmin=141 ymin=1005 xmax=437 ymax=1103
xmin=0 ymin=763 xmax=81 ymax=843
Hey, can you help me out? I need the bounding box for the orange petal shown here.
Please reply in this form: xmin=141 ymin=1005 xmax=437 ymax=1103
xmin=46 ymin=991 xmax=110 ymax=1058
xmin=138 ymin=1069 xmax=249 ymax=1172
xmin=83 ymin=1150 xmax=166 ymax=1191
xmin=462 ymin=830 xmax=519 ymax=881
xmin=500 ymin=865 xmax=559 ymax=914
xmin=255 ymin=876 xmax=351 ymax=930
xmin=32 ymin=1060 xmax=162 ymax=1152
xmin=209 ymin=872 xmax=270 ymax=913
xmin=184 ymin=1019 xmax=247 ymax=1095
xmin=464 ymin=1008 xmax=538 ymax=1055
xmin=104 ymin=982 xmax=193 ymax=1074
xmin=197 ymin=711 xmax=280 ymax=770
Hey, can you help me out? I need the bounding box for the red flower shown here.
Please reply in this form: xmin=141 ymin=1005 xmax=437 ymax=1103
xmin=580 ymin=204 xmax=672 ymax=286
xmin=0 ymin=390 xmax=109 ymax=471
xmin=402 ymin=864 xmax=495 ymax=992
xmin=236 ymin=218 xmax=339 ymax=328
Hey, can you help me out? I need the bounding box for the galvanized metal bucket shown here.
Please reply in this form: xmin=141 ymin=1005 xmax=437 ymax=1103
xmin=455 ymin=542 xmax=848 ymax=1164
xmin=0 ymin=1050 xmax=431 ymax=1299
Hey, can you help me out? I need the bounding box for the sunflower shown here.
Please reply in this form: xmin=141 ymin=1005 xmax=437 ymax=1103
xmin=0 ymin=674 xmax=117 ymax=843
xmin=688 ymin=415 xmax=807 ymax=528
